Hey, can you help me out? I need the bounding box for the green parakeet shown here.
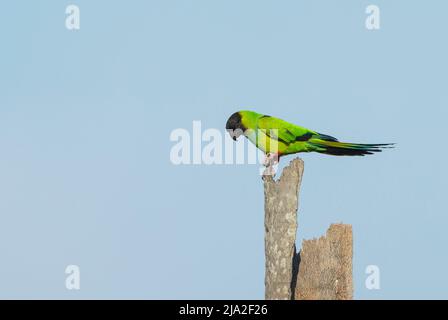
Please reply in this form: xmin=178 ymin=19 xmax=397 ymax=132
xmin=226 ymin=110 xmax=393 ymax=160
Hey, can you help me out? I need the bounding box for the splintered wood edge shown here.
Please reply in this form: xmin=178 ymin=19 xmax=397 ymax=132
xmin=263 ymin=157 xmax=304 ymax=185
xmin=295 ymin=223 xmax=353 ymax=300
xmin=301 ymin=223 xmax=353 ymax=249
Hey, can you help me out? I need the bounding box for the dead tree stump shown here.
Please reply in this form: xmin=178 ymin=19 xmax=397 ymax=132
xmin=263 ymin=158 xmax=304 ymax=300
xmin=294 ymin=223 xmax=353 ymax=300
xmin=263 ymin=158 xmax=353 ymax=300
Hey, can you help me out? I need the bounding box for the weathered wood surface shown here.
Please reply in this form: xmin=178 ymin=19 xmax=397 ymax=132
xmin=263 ymin=158 xmax=353 ymax=300
xmin=294 ymin=223 xmax=353 ymax=300
xmin=263 ymin=158 xmax=304 ymax=300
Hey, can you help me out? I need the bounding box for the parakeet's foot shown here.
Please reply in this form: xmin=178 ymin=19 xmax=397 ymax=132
xmin=263 ymin=153 xmax=279 ymax=167
xmin=262 ymin=153 xmax=279 ymax=178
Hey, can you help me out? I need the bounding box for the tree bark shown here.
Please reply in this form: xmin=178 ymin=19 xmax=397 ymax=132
xmin=263 ymin=158 xmax=304 ymax=300
xmin=263 ymin=158 xmax=353 ymax=300
xmin=294 ymin=223 xmax=353 ymax=300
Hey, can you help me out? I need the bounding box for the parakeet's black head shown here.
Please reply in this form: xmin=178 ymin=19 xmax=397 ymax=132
xmin=226 ymin=112 xmax=246 ymax=141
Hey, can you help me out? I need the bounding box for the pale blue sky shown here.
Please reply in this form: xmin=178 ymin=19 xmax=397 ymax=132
xmin=0 ymin=1 xmax=447 ymax=299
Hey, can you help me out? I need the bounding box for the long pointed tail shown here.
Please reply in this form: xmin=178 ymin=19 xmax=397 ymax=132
xmin=308 ymin=137 xmax=394 ymax=156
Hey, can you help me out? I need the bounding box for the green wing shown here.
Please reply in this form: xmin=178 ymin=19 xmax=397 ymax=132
xmin=257 ymin=115 xmax=317 ymax=145
xmin=255 ymin=114 xmax=391 ymax=156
